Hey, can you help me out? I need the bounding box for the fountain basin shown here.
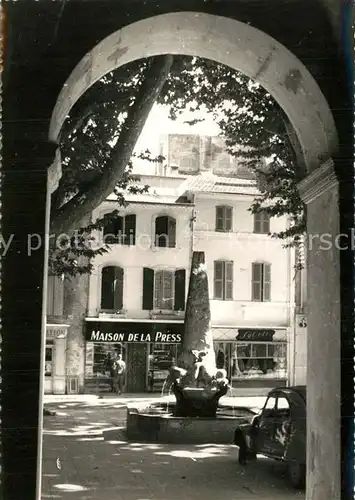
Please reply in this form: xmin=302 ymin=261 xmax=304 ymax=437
xmin=126 ymin=401 xmax=255 ymax=444
xmin=172 ymin=383 xmax=229 ymax=418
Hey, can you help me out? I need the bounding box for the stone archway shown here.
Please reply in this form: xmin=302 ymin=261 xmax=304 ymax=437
xmin=46 ymin=12 xmax=342 ymax=500
xmin=49 ymin=12 xmax=338 ymax=173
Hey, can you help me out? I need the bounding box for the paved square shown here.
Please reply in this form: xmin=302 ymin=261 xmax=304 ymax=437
xmin=41 ymin=396 xmax=304 ymax=500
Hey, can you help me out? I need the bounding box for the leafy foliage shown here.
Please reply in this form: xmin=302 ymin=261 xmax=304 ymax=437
xmin=52 ymin=55 xmax=306 ymax=277
xmin=49 ymin=163 xmax=151 ymax=277
xmin=160 ymin=56 xmax=306 ymax=244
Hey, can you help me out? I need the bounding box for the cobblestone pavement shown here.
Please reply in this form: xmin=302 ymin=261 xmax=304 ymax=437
xmin=41 ymin=397 xmax=305 ymax=500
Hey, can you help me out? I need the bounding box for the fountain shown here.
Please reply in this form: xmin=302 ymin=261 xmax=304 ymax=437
xmin=126 ymin=252 xmax=256 ymax=444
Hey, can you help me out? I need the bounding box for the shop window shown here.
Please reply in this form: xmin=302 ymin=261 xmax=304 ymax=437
xmin=155 ymin=216 xmax=176 ymax=248
xmin=214 ymin=341 xmax=287 ymax=381
xmin=214 ymin=260 xmax=233 ymax=300
xmin=47 ymin=274 xmax=64 ymax=317
xmin=148 ymin=343 xmax=180 ymax=392
xmin=100 ymin=266 xmax=124 ymax=311
xmin=142 ymin=268 xmax=186 ymax=311
xmin=45 ymin=343 xmax=53 ymax=376
xmin=215 ymin=205 xmax=233 ymax=232
xmin=103 ymin=213 xmax=136 ymax=245
xmin=252 ymin=262 xmax=271 ymax=301
xmin=254 ymin=211 xmax=270 ymax=234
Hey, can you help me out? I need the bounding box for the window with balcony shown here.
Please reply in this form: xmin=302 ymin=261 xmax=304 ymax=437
xmin=213 ymin=260 xmax=233 ymax=300
xmin=215 ymin=205 xmax=233 ymax=232
xmin=103 ymin=214 xmax=136 ymax=245
xmin=100 ymin=266 xmax=124 ymax=311
xmin=142 ymin=268 xmax=186 ymax=311
xmin=254 ymin=211 xmax=270 ymax=234
xmin=252 ymin=262 xmax=271 ymax=301
xmin=47 ymin=274 xmax=64 ymax=317
xmin=155 ymin=216 xmax=176 ymax=248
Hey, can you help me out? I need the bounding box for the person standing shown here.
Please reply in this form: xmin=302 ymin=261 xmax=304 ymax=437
xmin=113 ymin=354 xmax=126 ymax=395
xmin=103 ymin=352 xmax=115 ymax=392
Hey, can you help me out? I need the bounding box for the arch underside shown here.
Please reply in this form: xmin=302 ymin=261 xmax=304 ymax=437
xmin=49 ymin=11 xmax=338 ymax=174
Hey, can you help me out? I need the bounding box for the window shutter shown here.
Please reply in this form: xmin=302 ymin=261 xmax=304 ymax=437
xmin=163 ymin=271 xmax=174 ymax=309
xmin=155 ymin=216 xmax=168 ymax=247
xmin=113 ymin=267 xmax=124 ymax=310
xmin=214 ymin=261 xmax=224 ymax=299
xmin=254 ymin=213 xmax=261 ymax=233
xmin=225 ymin=207 xmax=233 ymax=231
xmin=101 ymin=266 xmax=115 ymax=309
xmin=225 ymin=261 xmax=234 ymax=300
xmin=168 ymin=217 xmax=176 ymax=248
xmin=124 ymin=214 xmax=136 ymax=245
xmin=142 ymin=267 xmax=154 ymax=310
xmin=154 ymin=270 xmax=163 ymax=309
xmin=174 ymin=269 xmax=186 ymax=310
xmin=115 ymin=216 xmax=124 ymax=244
xmin=263 ymin=264 xmax=271 ymax=301
xmin=252 ymin=263 xmax=262 ymax=301
xmin=103 ymin=215 xmax=120 ymax=244
xmin=215 ymin=206 xmax=224 ymax=231
xmin=262 ymin=213 xmax=270 ymax=234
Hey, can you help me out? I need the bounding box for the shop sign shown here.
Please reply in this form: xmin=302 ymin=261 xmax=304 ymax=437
xmin=46 ymin=326 xmax=67 ymax=339
xmin=85 ymin=321 xmax=183 ymax=343
xmin=88 ymin=330 xmax=182 ymax=343
xmin=236 ymin=329 xmax=275 ymax=342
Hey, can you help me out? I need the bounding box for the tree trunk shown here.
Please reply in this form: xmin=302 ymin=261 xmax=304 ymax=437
xmin=181 ymin=251 xmax=216 ymax=371
xmin=63 ymin=258 xmax=90 ymax=393
xmin=50 ymin=55 xmax=173 ymax=235
xmin=171 ymin=251 xmax=229 ymax=417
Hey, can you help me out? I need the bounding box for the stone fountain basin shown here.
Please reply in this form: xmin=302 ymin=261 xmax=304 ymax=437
xmin=126 ymin=400 xmax=256 ymax=444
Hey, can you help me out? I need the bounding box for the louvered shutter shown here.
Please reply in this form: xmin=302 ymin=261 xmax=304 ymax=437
xmin=142 ymin=267 xmax=154 ymax=310
xmin=113 ymin=267 xmax=124 ymax=310
xmin=101 ymin=266 xmax=115 ymax=309
xmin=214 ymin=261 xmax=224 ymax=299
xmin=168 ymin=217 xmax=176 ymax=248
xmin=124 ymin=214 xmax=136 ymax=245
xmin=174 ymin=269 xmax=186 ymax=310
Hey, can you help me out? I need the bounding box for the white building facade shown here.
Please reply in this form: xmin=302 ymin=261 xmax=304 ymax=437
xmin=83 ymin=173 xmax=297 ymax=392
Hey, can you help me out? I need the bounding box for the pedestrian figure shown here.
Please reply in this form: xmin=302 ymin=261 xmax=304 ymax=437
xmin=103 ymin=352 xmax=115 ymax=392
xmin=113 ymin=354 xmax=126 ymax=395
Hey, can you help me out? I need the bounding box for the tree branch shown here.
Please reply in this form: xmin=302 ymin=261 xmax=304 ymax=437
xmin=50 ymin=55 xmax=173 ymax=235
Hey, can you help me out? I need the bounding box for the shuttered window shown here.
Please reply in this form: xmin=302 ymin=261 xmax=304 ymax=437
xmin=155 ymin=216 xmax=176 ymax=248
xmin=215 ymin=205 xmax=233 ymax=232
xmin=103 ymin=214 xmax=136 ymax=245
xmin=254 ymin=211 xmax=270 ymax=234
xmin=154 ymin=270 xmax=174 ymax=310
xmin=252 ymin=262 xmax=271 ymax=301
xmin=142 ymin=268 xmax=154 ymax=310
xmin=100 ymin=266 xmax=124 ymax=310
xmin=142 ymin=268 xmax=186 ymax=311
xmin=174 ymin=269 xmax=186 ymax=311
xmin=46 ymin=274 xmax=64 ymax=317
xmin=213 ymin=261 xmax=233 ymax=300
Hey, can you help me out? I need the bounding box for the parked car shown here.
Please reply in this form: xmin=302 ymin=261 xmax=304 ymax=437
xmin=234 ymin=386 xmax=306 ymax=489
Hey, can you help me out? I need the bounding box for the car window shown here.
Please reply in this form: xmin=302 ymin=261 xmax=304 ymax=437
xmin=264 ymin=396 xmax=277 ymax=410
xmin=275 ymin=396 xmax=291 ymax=418
xmin=276 ymin=397 xmax=289 ymax=410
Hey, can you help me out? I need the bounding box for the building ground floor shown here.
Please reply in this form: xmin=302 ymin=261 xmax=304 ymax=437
xmin=45 ymin=319 xmax=301 ymax=394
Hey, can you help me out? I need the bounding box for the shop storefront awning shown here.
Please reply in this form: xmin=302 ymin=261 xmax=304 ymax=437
xmin=212 ymin=327 xmax=288 ymax=342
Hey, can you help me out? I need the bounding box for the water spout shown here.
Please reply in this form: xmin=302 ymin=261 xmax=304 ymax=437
xmin=161 ymin=379 xmax=167 ymax=398
xmin=228 ymin=384 xmax=235 ymax=417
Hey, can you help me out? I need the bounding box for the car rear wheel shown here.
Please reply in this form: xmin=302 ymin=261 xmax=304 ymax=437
xmin=287 ymin=462 xmax=306 ymax=489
